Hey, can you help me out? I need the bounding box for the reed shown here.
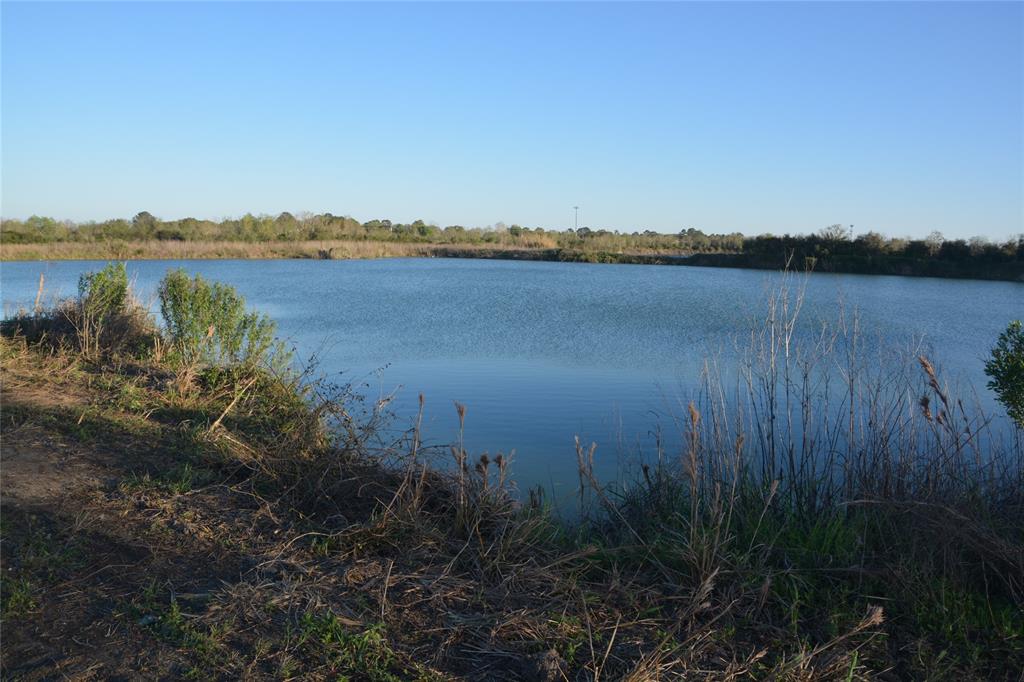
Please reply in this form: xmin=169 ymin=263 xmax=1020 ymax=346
xmin=580 ymin=271 xmax=1023 ymax=676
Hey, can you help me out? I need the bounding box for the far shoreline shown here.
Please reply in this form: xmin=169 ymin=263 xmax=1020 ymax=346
xmin=3 ymin=239 xmax=1023 ymax=283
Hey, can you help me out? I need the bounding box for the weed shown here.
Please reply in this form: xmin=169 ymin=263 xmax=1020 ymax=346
xmin=296 ymin=613 xmax=402 ymax=682
xmin=1 ymin=577 xmax=36 ymax=618
xmin=120 ymin=463 xmax=213 ymax=495
xmin=125 ymin=585 xmax=230 ymax=678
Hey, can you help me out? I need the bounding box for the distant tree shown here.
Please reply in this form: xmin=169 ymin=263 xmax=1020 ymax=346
xmin=904 ymin=240 xmax=931 ymax=259
xmin=985 ymin=320 xmax=1024 ymax=428
xmin=95 ymin=218 xmax=133 ymax=241
xmin=132 ymin=211 xmax=158 ymax=235
xmin=363 ymin=219 xmax=393 ymax=233
xmin=154 ymin=227 xmax=185 ymax=241
xmin=819 ymin=224 xmax=849 ymax=242
xmin=25 ymin=215 xmax=66 ymax=241
xmin=411 ymin=220 xmax=436 ymax=238
xmin=939 ymin=239 xmax=971 ymax=261
xmin=969 ymin=236 xmax=991 ymax=257
xmin=888 ymin=237 xmax=908 ymax=254
xmin=273 ymin=212 xmax=299 ymax=239
xmin=855 ymin=231 xmax=887 ymax=254
xmin=925 ymin=230 xmax=945 ymax=256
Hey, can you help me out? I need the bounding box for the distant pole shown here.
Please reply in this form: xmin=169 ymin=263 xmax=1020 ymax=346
xmin=573 ymin=206 xmax=579 ymax=231
xmin=850 ymin=224 xmax=854 ymax=240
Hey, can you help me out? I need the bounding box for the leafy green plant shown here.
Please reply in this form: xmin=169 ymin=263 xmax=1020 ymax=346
xmin=296 ymin=614 xmax=401 ymax=682
xmin=128 ymin=591 xmax=228 ymax=678
xmin=73 ymin=261 xmax=153 ymax=357
xmin=985 ymin=320 xmax=1024 ymax=428
xmin=119 ymin=463 xmax=213 ymax=495
xmin=1 ymin=577 xmax=36 ymax=618
xmin=78 ymin=261 xmax=128 ymax=322
xmin=158 ymin=269 xmax=286 ymax=371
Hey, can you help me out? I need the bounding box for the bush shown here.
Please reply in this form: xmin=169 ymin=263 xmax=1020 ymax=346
xmin=78 ymin=261 xmax=128 ymax=323
xmin=986 ymin=320 xmax=1024 ymax=428
xmin=158 ymin=269 xmax=286 ymax=371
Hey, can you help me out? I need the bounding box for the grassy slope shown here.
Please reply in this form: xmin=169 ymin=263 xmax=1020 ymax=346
xmin=1 ymin=336 xmax=1022 ymax=679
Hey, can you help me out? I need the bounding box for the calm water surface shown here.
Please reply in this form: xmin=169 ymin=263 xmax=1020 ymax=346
xmin=3 ymin=259 xmax=1021 ymax=501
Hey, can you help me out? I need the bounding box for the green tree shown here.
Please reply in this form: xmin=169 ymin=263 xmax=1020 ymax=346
xmin=985 ymin=320 xmax=1024 ymax=428
xmin=132 ymin=211 xmax=158 ymax=236
xmin=15 ymin=215 xmax=68 ymax=242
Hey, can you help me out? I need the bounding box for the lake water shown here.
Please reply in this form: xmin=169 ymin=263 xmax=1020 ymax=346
xmin=2 ymin=258 xmax=1021 ymax=502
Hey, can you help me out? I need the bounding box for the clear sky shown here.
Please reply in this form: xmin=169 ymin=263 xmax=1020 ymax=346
xmin=2 ymin=1 xmax=1022 ymax=240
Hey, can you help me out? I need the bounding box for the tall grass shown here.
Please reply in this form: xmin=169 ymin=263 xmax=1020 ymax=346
xmin=577 ymin=272 xmax=1023 ymax=673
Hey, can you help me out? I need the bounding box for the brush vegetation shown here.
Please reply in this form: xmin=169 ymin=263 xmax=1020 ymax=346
xmin=1 ymin=265 xmax=1022 ymax=680
xmin=986 ymin=320 xmax=1024 ymax=429
xmin=3 ymin=213 xmax=1022 ymax=281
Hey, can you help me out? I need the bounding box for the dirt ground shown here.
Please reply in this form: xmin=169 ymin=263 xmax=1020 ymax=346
xmin=1 ymin=359 xmax=240 ymax=679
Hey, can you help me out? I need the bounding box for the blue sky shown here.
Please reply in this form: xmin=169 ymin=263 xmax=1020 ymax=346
xmin=2 ymin=2 xmax=1022 ymax=240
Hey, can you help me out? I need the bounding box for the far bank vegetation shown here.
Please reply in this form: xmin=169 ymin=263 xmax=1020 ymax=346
xmin=2 ymin=212 xmax=1022 ymax=281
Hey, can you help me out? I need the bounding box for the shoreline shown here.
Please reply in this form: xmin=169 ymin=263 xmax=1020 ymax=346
xmin=3 ymin=240 xmax=1022 ymax=282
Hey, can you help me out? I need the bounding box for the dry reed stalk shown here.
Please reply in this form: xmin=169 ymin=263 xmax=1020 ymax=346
xmin=207 ymin=375 xmax=258 ymax=434
xmin=32 ymin=273 xmax=44 ymax=315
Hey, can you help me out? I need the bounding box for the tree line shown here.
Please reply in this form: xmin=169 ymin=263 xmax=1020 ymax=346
xmin=2 ymin=213 xmax=1021 ymax=276
xmin=0 ymin=211 xmax=746 ymax=252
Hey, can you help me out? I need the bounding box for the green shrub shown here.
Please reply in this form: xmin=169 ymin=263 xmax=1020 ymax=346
xmin=158 ymin=269 xmax=286 ymax=370
xmin=78 ymin=261 xmax=128 ymax=323
xmin=985 ymin=320 xmax=1024 ymax=428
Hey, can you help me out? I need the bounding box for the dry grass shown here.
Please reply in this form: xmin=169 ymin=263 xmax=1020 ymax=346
xmin=0 ymin=293 xmax=158 ymax=361
xmin=0 ymin=238 xmax=699 ymax=265
xmin=0 ymin=239 xmax=560 ymax=262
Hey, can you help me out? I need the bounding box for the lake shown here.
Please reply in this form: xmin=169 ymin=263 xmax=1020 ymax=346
xmin=2 ymin=258 xmax=1021 ymax=503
